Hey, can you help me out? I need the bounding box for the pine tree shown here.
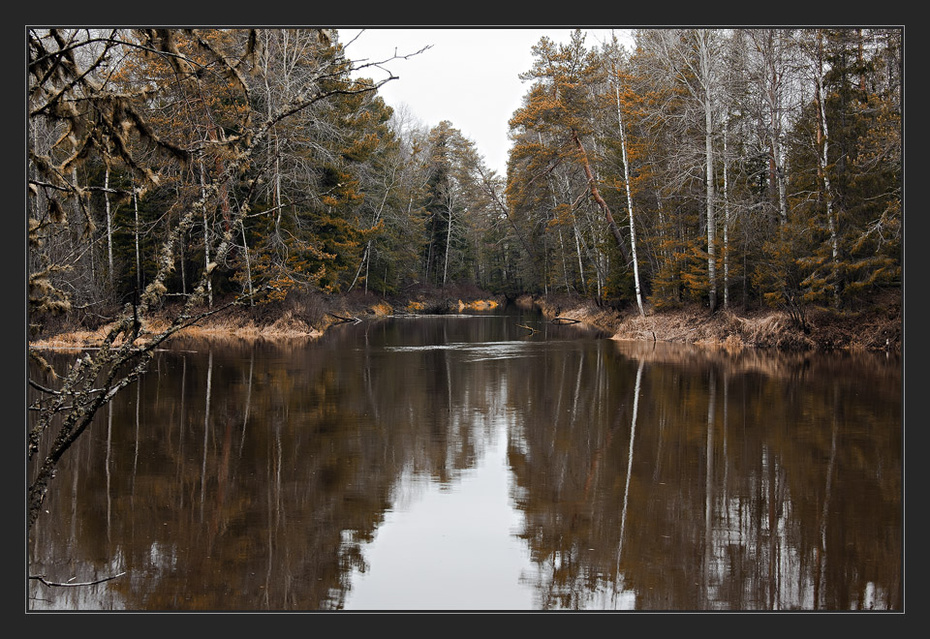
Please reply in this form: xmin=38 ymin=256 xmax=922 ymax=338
xmin=509 ymin=30 xmax=633 ymax=299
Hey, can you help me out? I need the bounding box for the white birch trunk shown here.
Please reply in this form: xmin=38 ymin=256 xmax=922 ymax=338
xmin=558 ymin=228 xmax=570 ymax=292
xmin=615 ymin=79 xmax=645 ymax=317
xmin=105 ymin=166 xmax=114 ymax=289
xmin=443 ymin=206 xmax=452 ymax=286
xmin=699 ymin=31 xmax=718 ymax=312
xmin=723 ymin=122 xmax=730 ymax=309
xmin=772 ymin=134 xmax=789 ymax=226
xmin=574 ymin=225 xmax=586 ymax=295
xmin=239 ymin=219 xmax=253 ymax=304
xmin=817 ymin=31 xmax=840 ymax=305
xmin=133 ymin=183 xmax=141 ymax=295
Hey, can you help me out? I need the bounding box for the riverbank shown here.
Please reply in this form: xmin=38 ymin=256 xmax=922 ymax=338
xmin=527 ymin=290 xmax=902 ymax=354
xmin=29 ymin=285 xmax=901 ymax=354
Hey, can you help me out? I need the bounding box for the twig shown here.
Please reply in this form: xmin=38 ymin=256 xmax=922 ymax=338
xmin=29 ymin=571 xmax=127 ymax=587
xmin=517 ymin=323 xmax=538 ymax=334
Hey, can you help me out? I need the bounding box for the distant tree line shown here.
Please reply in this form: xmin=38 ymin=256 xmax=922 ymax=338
xmin=28 ymin=28 xmax=901 ymax=334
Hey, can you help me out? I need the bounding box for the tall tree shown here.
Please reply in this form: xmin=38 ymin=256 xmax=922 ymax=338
xmin=417 ymin=121 xmax=493 ymax=288
xmin=510 ymin=30 xmax=632 ymax=281
xmin=789 ymin=28 xmax=901 ymax=310
xmin=600 ymin=34 xmax=646 ymax=316
xmin=635 ymin=29 xmax=727 ymax=311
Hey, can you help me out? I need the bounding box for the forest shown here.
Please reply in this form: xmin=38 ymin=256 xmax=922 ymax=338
xmin=27 ymin=28 xmax=902 ymax=328
xmin=26 ymin=28 xmax=902 ymax=525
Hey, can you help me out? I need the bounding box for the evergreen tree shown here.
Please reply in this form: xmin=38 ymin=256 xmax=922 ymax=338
xmin=508 ymin=30 xmax=635 ymax=300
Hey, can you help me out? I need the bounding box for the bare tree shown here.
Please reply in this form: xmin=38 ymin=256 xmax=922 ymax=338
xmin=635 ymin=29 xmax=727 ymax=311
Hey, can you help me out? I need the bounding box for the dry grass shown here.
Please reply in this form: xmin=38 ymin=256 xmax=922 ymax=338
xmin=525 ymin=292 xmax=899 ymax=354
xmin=29 ymin=310 xmax=323 ymax=350
xmin=28 ymin=289 xmax=901 ymax=354
xmin=30 ymin=328 xmax=115 ymax=351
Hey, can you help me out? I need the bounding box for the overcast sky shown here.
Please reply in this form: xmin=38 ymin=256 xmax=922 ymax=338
xmin=339 ymin=28 xmax=633 ymax=177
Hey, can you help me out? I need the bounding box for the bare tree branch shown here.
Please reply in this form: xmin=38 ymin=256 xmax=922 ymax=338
xmin=29 ymin=572 xmax=127 ymax=587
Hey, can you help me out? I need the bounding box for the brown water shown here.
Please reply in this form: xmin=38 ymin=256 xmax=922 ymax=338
xmin=27 ymin=310 xmax=903 ymax=611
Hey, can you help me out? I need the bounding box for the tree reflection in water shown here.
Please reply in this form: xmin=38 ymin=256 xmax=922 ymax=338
xmin=28 ymin=313 xmax=902 ymax=611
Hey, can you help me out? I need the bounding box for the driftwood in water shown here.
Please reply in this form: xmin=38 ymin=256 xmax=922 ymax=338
xmin=517 ymin=323 xmax=538 ymax=335
xmin=551 ymin=316 xmax=580 ymax=325
xmin=327 ymin=312 xmax=361 ymax=325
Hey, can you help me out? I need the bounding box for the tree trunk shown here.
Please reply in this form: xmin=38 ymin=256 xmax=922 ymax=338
xmin=571 ymin=129 xmax=631 ymax=265
xmin=615 ymin=82 xmax=645 ymax=316
xmin=699 ymin=32 xmax=718 ymax=312
xmin=573 ymin=223 xmax=586 ymax=295
xmin=443 ymin=205 xmax=452 ymax=285
xmin=198 ymin=159 xmax=213 ymax=308
xmin=816 ymin=30 xmax=841 ymax=307
xmin=761 ymin=30 xmax=789 ymax=226
xmin=722 ymin=122 xmax=730 ymax=309
xmin=133 ymin=183 xmax=142 ymax=295
xmin=105 ymin=166 xmax=114 ymax=290
xmin=705 ymin=96 xmax=717 ymax=313
xmin=240 ymin=219 xmax=254 ymax=304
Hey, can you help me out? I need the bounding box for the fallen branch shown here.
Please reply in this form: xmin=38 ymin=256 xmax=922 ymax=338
xmin=29 ymin=571 xmax=127 ymax=587
xmin=551 ymin=316 xmax=580 ymax=325
xmin=517 ymin=323 xmax=538 ymax=334
xmin=326 ymin=312 xmax=361 ymax=325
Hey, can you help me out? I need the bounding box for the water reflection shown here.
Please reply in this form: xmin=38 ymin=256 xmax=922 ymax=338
xmin=27 ymin=311 xmax=902 ymax=611
xmin=343 ymin=422 xmax=534 ymax=610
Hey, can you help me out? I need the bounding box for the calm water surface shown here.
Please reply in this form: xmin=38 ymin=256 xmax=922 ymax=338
xmin=27 ymin=309 xmax=903 ymax=611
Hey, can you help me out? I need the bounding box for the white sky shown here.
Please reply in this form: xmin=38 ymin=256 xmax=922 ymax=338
xmin=340 ymin=28 xmax=633 ymax=177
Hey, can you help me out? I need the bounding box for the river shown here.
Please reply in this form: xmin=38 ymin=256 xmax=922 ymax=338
xmin=27 ymin=308 xmax=903 ymax=611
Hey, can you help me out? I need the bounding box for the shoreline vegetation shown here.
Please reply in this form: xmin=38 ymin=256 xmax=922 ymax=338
xmin=29 ymin=285 xmax=901 ymax=355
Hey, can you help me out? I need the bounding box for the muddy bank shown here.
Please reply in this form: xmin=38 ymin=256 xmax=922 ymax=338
xmin=29 ymin=286 xmax=901 ymax=354
xmin=522 ymin=292 xmax=902 ymax=354
xmin=27 ymin=286 xmax=508 ymax=350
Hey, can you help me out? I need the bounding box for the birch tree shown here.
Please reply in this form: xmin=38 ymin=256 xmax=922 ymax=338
xmin=601 ymin=35 xmax=646 ymax=316
xmin=694 ymin=29 xmax=723 ymax=312
xmin=747 ymin=29 xmax=799 ymax=227
xmin=636 ymin=29 xmax=727 ymax=311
